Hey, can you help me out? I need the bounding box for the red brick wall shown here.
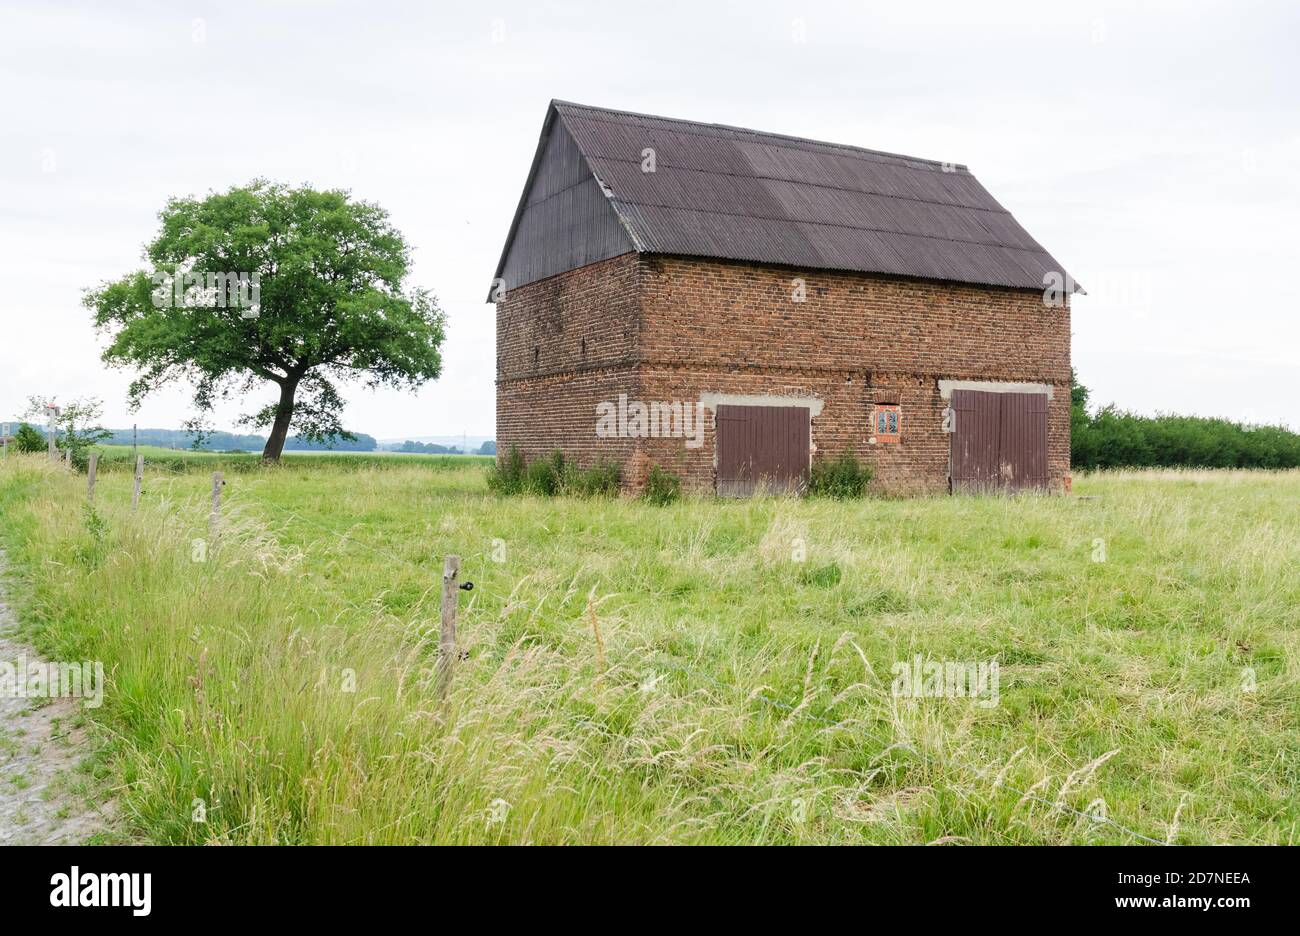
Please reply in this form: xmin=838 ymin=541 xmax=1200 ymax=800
xmin=496 ymin=253 xmax=643 ymax=468
xmin=496 ymin=253 xmax=1072 ymax=495
xmin=637 ymin=256 xmax=1070 ymax=377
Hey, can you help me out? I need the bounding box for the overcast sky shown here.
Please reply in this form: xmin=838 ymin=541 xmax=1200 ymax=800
xmin=3 ymin=0 xmax=1297 ymax=438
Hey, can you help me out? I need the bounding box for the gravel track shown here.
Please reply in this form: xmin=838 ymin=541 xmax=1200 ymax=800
xmin=0 ymin=549 xmax=114 ymax=844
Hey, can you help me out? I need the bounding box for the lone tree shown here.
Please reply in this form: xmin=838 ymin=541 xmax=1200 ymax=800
xmin=85 ymin=181 xmax=446 ymax=461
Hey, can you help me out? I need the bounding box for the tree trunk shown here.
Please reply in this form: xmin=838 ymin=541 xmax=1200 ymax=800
xmin=261 ymin=378 xmax=299 ymax=461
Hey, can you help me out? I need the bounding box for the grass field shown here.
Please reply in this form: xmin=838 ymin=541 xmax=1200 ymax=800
xmin=87 ymin=444 xmax=493 ymax=473
xmin=0 ymin=451 xmax=1296 ymax=845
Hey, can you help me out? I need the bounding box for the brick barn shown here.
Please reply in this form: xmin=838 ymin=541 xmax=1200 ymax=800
xmin=490 ymin=101 xmax=1080 ymax=495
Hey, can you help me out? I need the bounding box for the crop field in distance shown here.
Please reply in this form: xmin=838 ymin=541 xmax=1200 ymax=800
xmin=0 ymin=450 xmax=1295 ymax=845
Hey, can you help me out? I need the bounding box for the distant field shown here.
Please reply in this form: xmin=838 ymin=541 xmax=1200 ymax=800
xmin=0 ymin=453 xmax=1295 ymax=844
xmin=90 ymin=444 xmax=492 ymax=473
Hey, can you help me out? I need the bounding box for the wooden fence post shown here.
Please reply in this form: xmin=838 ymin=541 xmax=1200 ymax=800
xmin=63 ymin=448 xmax=70 ymax=470
xmin=86 ymin=452 xmax=98 ymax=506
xmin=209 ymin=471 xmax=224 ymax=549
xmin=436 ymin=555 xmax=461 ymax=698
xmin=132 ymin=455 xmax=144 ymax=511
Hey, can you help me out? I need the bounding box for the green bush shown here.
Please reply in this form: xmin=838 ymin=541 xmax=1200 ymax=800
xmin=489 ymin=447 xmax=621 ymax=498
xmin=486 ymin=445 xmax=528 ymax=494
xmin=21 ymin=396 xmax=111 ymax=467
xmin=567 ymin=460 xmax=621 ymax=497
xmin=524 ymin=451 xmax=565 ymax=496
xmin=1071 ymin=370 xmax=1300 ymax=469
xmin=13 ymin=423 xmax=45 ymax=454
xmin=641 ymin=465 xmax=681 ymax=505
xmin=809 ymin=452 xmax=873 ymax=498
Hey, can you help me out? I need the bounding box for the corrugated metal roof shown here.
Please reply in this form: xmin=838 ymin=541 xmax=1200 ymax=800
xmin=493 ymin=101 xmax=1080 ymax=294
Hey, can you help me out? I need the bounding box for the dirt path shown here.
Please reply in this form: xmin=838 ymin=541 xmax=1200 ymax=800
xmin=0 ymin=548 xmax=114 ymax=844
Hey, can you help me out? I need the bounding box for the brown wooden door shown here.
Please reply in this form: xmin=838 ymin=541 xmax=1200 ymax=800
xmin=716 ymin=404 xmax=810 ymax=496
xmin=950 ymin=389 xmax=1048 ymax=494
xmin=950 ymin=390 xmax=1001 ymax=493
xmin=998 ymin=392 xmax=1049 ymax=491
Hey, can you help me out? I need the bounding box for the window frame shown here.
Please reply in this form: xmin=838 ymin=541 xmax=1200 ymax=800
xmin=872 ymin=403 xmax=901 ymax=443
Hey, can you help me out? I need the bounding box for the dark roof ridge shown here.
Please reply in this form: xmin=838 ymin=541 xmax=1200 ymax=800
xmin=552 ymin=99 xmax=969 ymax=173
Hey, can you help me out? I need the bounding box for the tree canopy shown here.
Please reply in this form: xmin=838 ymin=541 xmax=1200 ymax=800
xmin=85 ymin=181 xmax=446 ymax=460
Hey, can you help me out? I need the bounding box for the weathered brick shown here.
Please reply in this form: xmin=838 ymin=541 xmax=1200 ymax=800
xmin=497 ymin=253 xmax=1071 ymax=495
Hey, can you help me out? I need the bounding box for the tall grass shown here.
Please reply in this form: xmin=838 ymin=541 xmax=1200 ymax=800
xmin=0 ymin=454 xmax=1296 ymax=844
xmin=486 ymin=446 xmax=620 ymax=497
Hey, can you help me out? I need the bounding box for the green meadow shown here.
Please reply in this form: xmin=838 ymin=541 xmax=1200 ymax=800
xmin=85 ymin=444 xmax=493 ymax=473
xmin=0 ymin=451 xmax=1295 ymax=844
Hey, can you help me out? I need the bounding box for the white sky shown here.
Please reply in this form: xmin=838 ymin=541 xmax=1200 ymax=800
xmin=2 ymin=0 xmax=1298 ymax=437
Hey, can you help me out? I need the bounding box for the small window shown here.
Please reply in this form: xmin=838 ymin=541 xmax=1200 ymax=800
xmin=873 ymin=404 xmax=901 ymax=443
